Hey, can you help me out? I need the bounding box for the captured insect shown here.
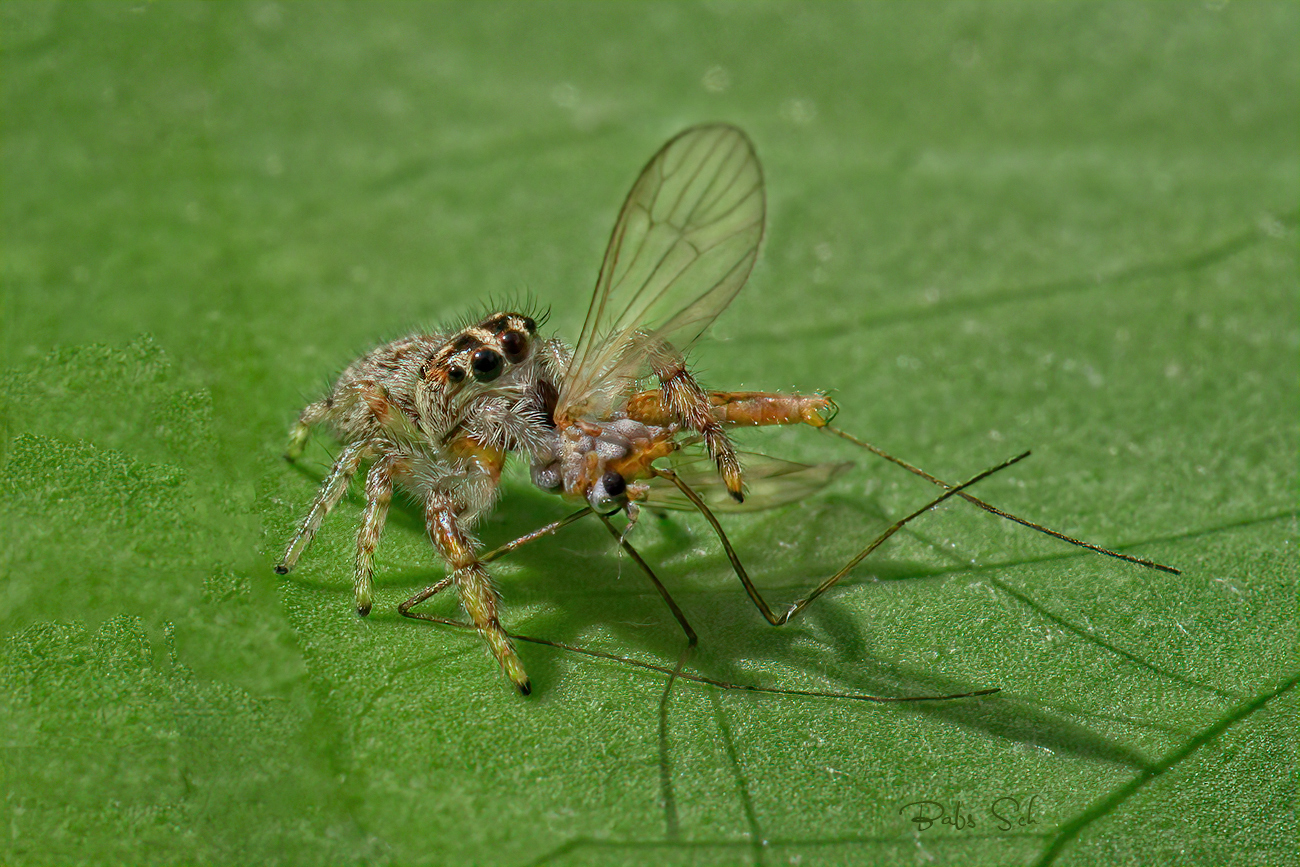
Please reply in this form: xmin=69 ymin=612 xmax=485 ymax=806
xmin=276 ymin=124 xmax=1177 ymax=699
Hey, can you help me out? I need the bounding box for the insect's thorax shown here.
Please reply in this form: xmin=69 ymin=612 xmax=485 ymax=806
xmin=530 ymin=415 xmax=677 ymax=512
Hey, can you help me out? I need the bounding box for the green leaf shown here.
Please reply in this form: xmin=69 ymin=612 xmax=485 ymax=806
xmin=2 ymin=3 xmax=1294 ymax=865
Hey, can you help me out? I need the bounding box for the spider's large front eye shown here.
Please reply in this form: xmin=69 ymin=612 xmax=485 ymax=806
xmin=500 ymin=330 xmax=529 ymax=364
xmin=471 ymin=348 xmax=504 ymax=381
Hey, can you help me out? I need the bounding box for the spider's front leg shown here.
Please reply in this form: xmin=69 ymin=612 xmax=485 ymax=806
xmin=277 ymin=440 xmax=367 ymax=575
xmin=352 ymin=453 xmax=402 ymax=616
xmin=400 ymin=493 xmax=530 ymax=695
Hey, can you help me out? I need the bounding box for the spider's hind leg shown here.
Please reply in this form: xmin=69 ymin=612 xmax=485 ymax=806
xmin=352 ymin=454 xmax=401 ymax=616
xmin=285 ymin=399 xmax=332 ymax=462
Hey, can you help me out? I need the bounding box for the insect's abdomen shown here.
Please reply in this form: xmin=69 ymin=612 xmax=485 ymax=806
xmin=625 ymin=390 xmax=835 ymax=429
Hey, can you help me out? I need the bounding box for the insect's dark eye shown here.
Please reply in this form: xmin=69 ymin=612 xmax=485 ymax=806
xmin=447 ymin=365 xmax=466 ymax=383
xmin=500 ymin=330 xmax=529 ymax=363
xmin=601 ymin=470 xmax=627 ymax=499
xmin=471 ymin=348 xmax=503 ymax=381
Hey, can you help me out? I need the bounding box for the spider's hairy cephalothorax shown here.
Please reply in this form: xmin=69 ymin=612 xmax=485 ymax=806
xmin=292 ymin=310 xmax=565 ymax=463
xmin=277 ymin=309 xmax=572 ymax=693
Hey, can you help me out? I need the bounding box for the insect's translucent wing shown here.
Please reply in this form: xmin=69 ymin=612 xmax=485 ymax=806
xmin=557 ymin=124 xmax=765 ymax=422
xmin=643 ymin=451 xmax=853 ymax=513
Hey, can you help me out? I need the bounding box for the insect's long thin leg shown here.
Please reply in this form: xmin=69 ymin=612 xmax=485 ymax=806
xmin=480 ymin=507 xmax=595 ymax=564
xmin=596 ymin=512 xmax=698 ymax=648
xmin=276 ymin=441 xmax=367 ymax=575
xmin=823 ymin=426 xmax=1180 ymax=575
xmin=417 ymin=618 xmax=1000 ymax=701
xmin=406 ymin=507 xmax=999 ymax=702
xmin=501 ymin=631 xmax=1002 ymax=701
xmin=656 ymin=452 xmax=1030 ymax=626
xmin=590 ymin=511 xmax=693 ymax=829
xmin=398 ymin=576 xmax=456 ymax=614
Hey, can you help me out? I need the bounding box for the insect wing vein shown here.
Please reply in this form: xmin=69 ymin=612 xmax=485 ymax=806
xmin=557 ymin=124 xmax=765 ymax=423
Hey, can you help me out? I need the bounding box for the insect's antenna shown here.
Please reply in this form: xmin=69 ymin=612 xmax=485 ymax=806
xmin=656 ymin=452 xmax=1028 ymax=627
xmin=823 ymin=426 xmax=1180 ymax=575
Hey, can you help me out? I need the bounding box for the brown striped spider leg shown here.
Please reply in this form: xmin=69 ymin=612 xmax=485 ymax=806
xmin=275 ymin=440 xmax=369 ymax=586
xmin=397 ymin=506 xmax=594 ymax=629
xmin=280 ymin=447 xmax=403 ymax=619
xmin=411 ymin=494 xmax=532 ymax=693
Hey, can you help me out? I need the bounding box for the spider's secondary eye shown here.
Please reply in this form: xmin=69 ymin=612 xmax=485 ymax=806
xmin=521 ymin=316 xmax=537 ymax=334
xmin=601 ymin=470 xmax=627 ymax=499
xmin=447 ymin=365 xmax=466 ymax=383
xmin=501 ymin=330 xmax=529 ymax=363
xmin=471 ymin=348 xmax=503 ymax=381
